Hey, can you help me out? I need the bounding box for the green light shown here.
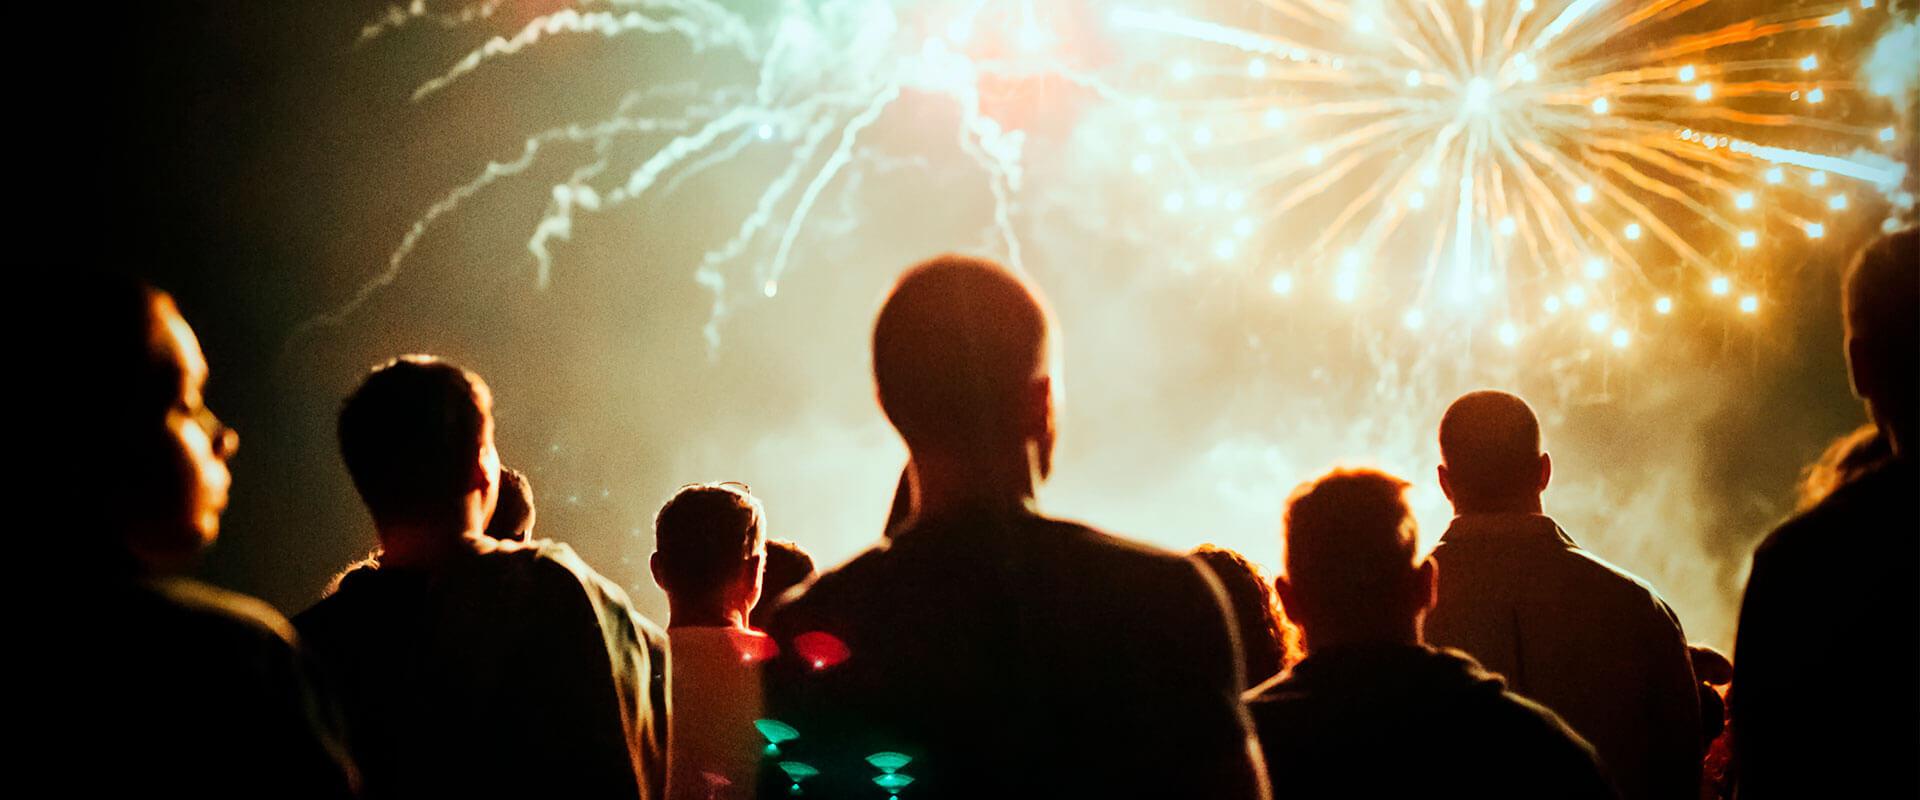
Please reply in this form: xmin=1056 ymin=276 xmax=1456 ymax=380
xmin=873 ymin=773 xmax=916 ymax=791
xmin=755 ymin=719 xmax=800 ymax=744
xmin=778 ymin=762 xmax=820 ymax=782
xmin=866 ymin=752 xmax=913 ymax=773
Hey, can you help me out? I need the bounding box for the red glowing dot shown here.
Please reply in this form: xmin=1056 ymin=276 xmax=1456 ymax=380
xmin=793 ymin=631 xmax=851 ymax=670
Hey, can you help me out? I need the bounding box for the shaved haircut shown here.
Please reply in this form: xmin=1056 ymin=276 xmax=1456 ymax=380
xmin=1439 ymin=390 xmax=1543 ymax=506
xmin=872 ymin=254 xmax=1052 ymax=451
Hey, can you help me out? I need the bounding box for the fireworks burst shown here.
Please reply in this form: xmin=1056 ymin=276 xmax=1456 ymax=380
xmin=313 ymin=0 xmax=1131 ymax=349
xmin=294 ymin=0 xmax=1917 ymax=650
xmin=1112 ymin=0 xmax=1910 ymax=352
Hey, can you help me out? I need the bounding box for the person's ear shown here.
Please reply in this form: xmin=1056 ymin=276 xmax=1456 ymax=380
xmin=1025 ymin=375 xmax=1056 ymax=479
xmin=1412 ymin=558 xmax=1437 ymax=616
xmin=1437 ymin=464 xmax=1453 ymax=503
xmin=1273 ymin=574 xmax=1303 ymax=629
xmin=740 ymin=552 xmax=767 ymax=610
xmin=1537 ymin=452 xmax=1552 ymax=494
xmin=1022 ymin=376 xmax=1053 ymax=437
xmin=649 ymin=552 xmax=668 ymax=592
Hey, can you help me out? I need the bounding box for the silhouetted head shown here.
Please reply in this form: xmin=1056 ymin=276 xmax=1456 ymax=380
xmin=1843 ymin=227 xmax=1917 ymax=455
xmin=1689 ymin=644 xmax=1733 ymax=687
xmin=651 ymin=482 xmax=767 ymax=623
xmin=483 ymin=466 xmax=536 ymax=542
xmin=338 ymin=356 xmax=498 ymax=532
xmin=1275 ymin=468 xmax=1432 ymax=651
xmin=1192 ymin=544 xmax=1295 ymax=686
xmin=873 ymin=255 xmax=1056 ymax=475
xmin=1437 ymin=390 xmax=1550 ymax=514
xmin=74 ymin=280 xmax=240 ymax=577
xmin=750 ymin=538 xmax=816 ymax=630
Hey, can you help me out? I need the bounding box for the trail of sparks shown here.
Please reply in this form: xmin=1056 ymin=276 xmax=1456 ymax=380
xmin=315 ymin=0 xmax=1104 ymax=351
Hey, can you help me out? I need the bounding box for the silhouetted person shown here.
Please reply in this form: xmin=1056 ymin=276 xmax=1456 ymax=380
xmin=1733 ymin=228 xmax=1918 ymax=798
xmin=295 ymin=356 xmax=669 ymax=799
xmin=748 ymin=539 xmax=816 ymax=631
xmin=1193 ymin=544 xmax=1296 ymax=687
xmin=1423 ymin=390 xmax=1700 ymax=800
xmin=64 ymin=279 xmax=355 ymax=798
xmin=1793 ymin=422 xmax=1889 ymax=511
xmin=651 ymin=482 xmax=776 ymax=800
xmin=1246 ymin=468 xmax=1616 ymax=799
xmin=484 ymin=466 xmax=537 ymax=542
xmin=759 ymin=255 xmax=1268 ymax=799
xmin=1689 ymin=646 xmax=1733 ymax=800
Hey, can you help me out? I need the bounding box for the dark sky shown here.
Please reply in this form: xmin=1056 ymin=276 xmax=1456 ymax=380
xmin=98 ymin=0 xmax=1894 ymax=649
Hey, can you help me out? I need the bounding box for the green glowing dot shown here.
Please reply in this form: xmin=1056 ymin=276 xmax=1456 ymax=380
xmin=873 ymin=773 xmax=916 ymax=791
xmin=866 ymin=752 xmax=913 ymax=772
xmin=755 ymin=719 xmax=799 ymax=744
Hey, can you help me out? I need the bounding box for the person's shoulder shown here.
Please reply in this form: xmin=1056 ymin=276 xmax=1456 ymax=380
xmin=1538 ymin=521 xmax=1682 ymax=623
xmin=493 ymin=537 xmax=618 ymax=595
xmin=517 ymin=538 xmax=664 ymax=636
xmin=1037 ymin=515 xmax=1205 ymax=576
xmin=1431 ymin=648 xmax=1605 ymax=758
xmin=1759 ymin=458 xmax=1917 ymax=562
xmin=765 ymin=540 xmax=891 ymax=625
xmin=146 ymin=576 xmax=300 ymax=649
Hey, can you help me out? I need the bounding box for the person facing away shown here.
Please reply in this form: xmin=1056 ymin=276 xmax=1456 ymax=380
xmin=57 ymin=278 xmax=355 ymax=798
xmin=1245 ymin=468 xmax=1617 ymax=800
xmin=758 ymin=254 xmax=1269 ymax=800
xmin=1422 ymin=390 xmax=1701 ymax=800
xmin=294 ymin=356 xmax=669 ymax=799
xmin=1732 ymin=228 xmax=1919 ymax=798
xmin=483 ymin=466 xmax=537 ymax=542
xmin=748 ymin=538 xmax=816 ymax=632
xmin=1192 ymin=544 xmax=1299 ymax=688
xmin=651 ymin=482 xmax=778 ymax=800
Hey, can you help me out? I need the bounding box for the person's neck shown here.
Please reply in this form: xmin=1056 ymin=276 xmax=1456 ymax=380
xmin=668 ymin=602 xmax=751 ymax=631
xmin=1872 ymin=404 xmax=1912 ymax=461
xmin=908 ymin=443 xmax=1040 ymax=522
xmin=375 ymin=519 xmax=484 ymax=569
xmin=1451 ymin=495 xmax=1544 ymax=516
xmin=1300 ymin=620 xmax=1422 ymax=655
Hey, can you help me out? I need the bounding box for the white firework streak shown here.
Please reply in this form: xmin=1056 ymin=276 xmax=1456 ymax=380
xmin=308 ymin=0 xmax=1127 ymax=352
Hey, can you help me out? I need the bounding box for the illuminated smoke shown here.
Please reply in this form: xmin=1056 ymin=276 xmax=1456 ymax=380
xmin=299 ymin=0 xmax=1915 ymax=649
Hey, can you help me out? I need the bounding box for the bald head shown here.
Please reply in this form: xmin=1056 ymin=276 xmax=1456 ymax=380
xmin=1438 ymin=390 xmax=1548 ymax=513
xmin=1844 ymin=228 xmax=1918 ymax=454
xmin=873 ymin=254 xmax=1054 ymax=455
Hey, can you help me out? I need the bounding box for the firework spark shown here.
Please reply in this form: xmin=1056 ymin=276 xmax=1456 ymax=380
xmin=1112 ymin=0 xmax=1909 ymax=352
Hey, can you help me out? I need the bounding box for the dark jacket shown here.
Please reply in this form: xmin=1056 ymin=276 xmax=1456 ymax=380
xmin=296 ymin=538 xmax=669 ymax=800
xmin=88 ymin=576 xmax=358 ymax=798
xmin=1732 ymin=456 xmax=1919 ymax=798
xmin=759 ymin=510 xmax=1268 ymax=800
xmin=1246 ymin=644 xmax=1618 ymax=799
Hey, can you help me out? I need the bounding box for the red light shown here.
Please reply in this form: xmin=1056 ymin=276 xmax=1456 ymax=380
xmin=793 ymin=631 xmax=851 ymax=670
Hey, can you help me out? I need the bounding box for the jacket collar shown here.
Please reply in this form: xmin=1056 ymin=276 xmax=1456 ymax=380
xmin=1438 ymin=512 xmax=1576 ymax=549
